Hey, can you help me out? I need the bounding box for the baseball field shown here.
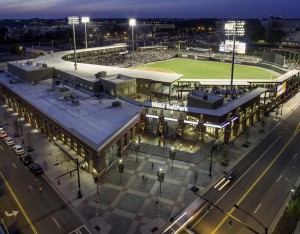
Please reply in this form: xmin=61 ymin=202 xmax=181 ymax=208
xmin=138 ymin=58 xmax=278 ymax=80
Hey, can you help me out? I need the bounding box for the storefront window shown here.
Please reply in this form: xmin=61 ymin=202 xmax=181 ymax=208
xmin=105 ymin=143 xmax=118 ymax=168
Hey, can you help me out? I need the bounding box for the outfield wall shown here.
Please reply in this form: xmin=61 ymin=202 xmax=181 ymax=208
xmin=209 ymin=58 xmax=287 ymax=74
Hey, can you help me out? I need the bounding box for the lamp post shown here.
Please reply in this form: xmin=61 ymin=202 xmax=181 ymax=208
xmin=134 ymin=140 xmax=140 ymax=162
xmin=190 ymin=186 xmax=259 ymax=234
xmin=129 ymin=18 xmax=136 ymax=52
xmin=209 ymin=139 xmax=216 ymax=177
xmin=234 ymin=204 xmax=268 ymax=234
xmin=225 ymin=21 xmax=245 ymax=91
xmin=53 ymin=158 xmax=82 ymax=198
xmin=81 ymin=17 xmax=90 ymax=49
xmin=95 ymin=183 xmax=100 ymax=215
xmin=19 ymin=118 xmax=24 ymax=145
xmin=117 ymin=159 xmax=124 ymax=183
xmin=157 ymin=167 xmax=165 ymax=194
xmin=169 ymin=147 xmax=176 ymax=171
xmin=68 ymin=16 xmax=79 ymax=70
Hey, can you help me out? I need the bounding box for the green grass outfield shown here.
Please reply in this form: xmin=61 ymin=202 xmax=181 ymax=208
xmin=139 ymin=58 xmax=277 ymax=80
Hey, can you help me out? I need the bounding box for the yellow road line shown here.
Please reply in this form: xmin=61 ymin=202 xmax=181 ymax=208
xmin=212 ymin=128 xmax=300 ymax=234
xmin=0 ymin=170 xmax=38 ymax=234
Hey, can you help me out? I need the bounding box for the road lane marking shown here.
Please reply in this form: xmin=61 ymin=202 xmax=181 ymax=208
xmin=292 ymin=153 xmax=297 ymax=160
xmin=52 ymin=217 xmax=61 ymax=228
xmin=12 ymin=163 xmax=17 ymax=168
xmin=211 ymin=127 xmax=300 ymax=234
xmin=191 ymin=136 xmax=281 ymax=230
xmin=254 ymin=204 xmax=261 ymax=214
xmin=276 ymin=174 xmax=282 ymax=182
xmin=0 ymin=170 xmax=38 ymax=234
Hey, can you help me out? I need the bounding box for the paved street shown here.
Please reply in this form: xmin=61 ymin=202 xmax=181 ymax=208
xmin=0 ymin=91 xmax=299 ymax=234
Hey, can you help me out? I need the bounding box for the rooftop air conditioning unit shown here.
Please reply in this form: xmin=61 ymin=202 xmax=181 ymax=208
xmin=112 ymin=101 xmax=121 ymax=108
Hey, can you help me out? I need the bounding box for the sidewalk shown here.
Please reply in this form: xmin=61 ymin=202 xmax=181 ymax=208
xmin=1 ymin=91 xmax=299 ymax=234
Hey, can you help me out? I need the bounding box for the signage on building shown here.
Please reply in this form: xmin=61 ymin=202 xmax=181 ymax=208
xmin=151 ymin=102 xmax=188 ymax=112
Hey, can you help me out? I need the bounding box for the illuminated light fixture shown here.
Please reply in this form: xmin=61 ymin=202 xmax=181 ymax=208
xmin=231 ymin=116 xmax=238 ymax=121
xmin=146 ymin=114 xmax=159 ymax=119
xmin=184 ymin=120 xmax=198 ymax=125
xmin=204 ymin=123 xmax=223 ymax=129
xmin=220 ymin=122 xmax=230 ymax=128
xmin=81 ymin=17 xmax=90 ymax=49
xmin=164 ymin=117 xmax=178 ymax=122
xmin=68 ymin=16 xmax=79 ymax=70
xmin=225 ymin=21 xmax=245 ymax=92
xmin=129 ymin=18 xmax=136 ymax=52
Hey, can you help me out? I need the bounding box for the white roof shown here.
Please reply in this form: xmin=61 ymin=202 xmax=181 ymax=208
xmin=0 ymin=74 xmax=142 ymax=151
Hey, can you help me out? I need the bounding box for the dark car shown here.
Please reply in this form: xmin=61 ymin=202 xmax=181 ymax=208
xmin=20 ymin=154 xmax=34 ymax=166
xmin=28 ymin=163 xmax=43 ymax=175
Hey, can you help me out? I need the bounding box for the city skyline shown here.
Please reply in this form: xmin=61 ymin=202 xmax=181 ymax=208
xmin=0 ymin=0 xmax=299 ymax=19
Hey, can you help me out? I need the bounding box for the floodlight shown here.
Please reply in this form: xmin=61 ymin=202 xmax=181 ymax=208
xmin=81 ymin=17 xmax=90 ymax=23
xmin=129 ymin=18 xmax=136 ymax=26
xmin=68 ymin=16 xmax=79 ymax=25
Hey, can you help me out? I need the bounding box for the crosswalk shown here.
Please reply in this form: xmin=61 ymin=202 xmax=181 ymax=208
xmin=68 ymin=225 xmax=92 ymax=234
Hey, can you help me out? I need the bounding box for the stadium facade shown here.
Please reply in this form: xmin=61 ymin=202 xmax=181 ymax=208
xmin=0 ymin=45 xmax=299 ymax=179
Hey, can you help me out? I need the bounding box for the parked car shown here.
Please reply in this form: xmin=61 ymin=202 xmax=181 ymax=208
xmin=20 ymin=154 xmax=34 ymax=166
xmin=28 ymin=163 xmax=43 ymax=175
xmin=12 ymin=145 xmax=25 ymax=155
xmin=4 ymin=137 xmax=15 ymax=146
xmin=0 ymin=130 xmax=7 ymax=138
xmin=0 ymin=124 xmax=4 ymax=131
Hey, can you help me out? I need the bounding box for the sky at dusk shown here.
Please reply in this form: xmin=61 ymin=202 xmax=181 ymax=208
xmin=0 ymin=0 xmax=299 ymax=19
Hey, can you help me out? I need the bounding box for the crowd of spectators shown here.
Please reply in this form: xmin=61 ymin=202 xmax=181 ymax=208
xmin=211 ymin=53 xmax=261 ymax=63
xmin=79 ymin=50 xmax=177 ymax=68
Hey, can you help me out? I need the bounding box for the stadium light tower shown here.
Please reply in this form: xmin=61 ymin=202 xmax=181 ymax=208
xmin=225 ymin=21 xmax=245 ymax=91
xmin=68 ymin=16 xmax=80 ymax=70
xmin=129 ymin=18 xmax=136 ymax=52
xmin=81 ymin=17 xmax=90 ymax=49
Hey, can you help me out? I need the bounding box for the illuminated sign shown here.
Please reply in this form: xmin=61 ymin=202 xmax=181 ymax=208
xmin=219 ymin=40 xmax=246 ymax=54
xmin=151 ymin=102 xmax=188 ymax=112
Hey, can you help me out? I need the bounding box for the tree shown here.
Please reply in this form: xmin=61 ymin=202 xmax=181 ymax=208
xmin=244 ymin=131 xmax=250 ymax=143
xmin=287 ymin=198 xmax=300 ymax=225
xmin=13 ymin=119 xmax=19 ymax=134
xmin=222 ymin=147 xmax=229 ymax=161
xmin=266 ymin=29 xmax=285 ymax=45
xmin=260 ymin=117 xmax=266 ymax=132
xmin=26 ymin=132 xmax=34 ymax=152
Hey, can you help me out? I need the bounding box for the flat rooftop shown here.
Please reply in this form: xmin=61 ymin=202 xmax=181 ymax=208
xmin=0 ymin=73 xmax=142 ymax=151
xmin=22 ymin=46 xmax=183 ymax=84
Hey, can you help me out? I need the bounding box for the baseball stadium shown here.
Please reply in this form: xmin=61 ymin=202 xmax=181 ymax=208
xmin=1 ymin=44 xmax=299 ymax=178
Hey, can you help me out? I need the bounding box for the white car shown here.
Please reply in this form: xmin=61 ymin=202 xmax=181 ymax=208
xmin=12 ymin=145 xmax=25 ymax=155
xmin=0 ymin=130 xmax=7 ymax=138
xmin=4 ymin=137 xmax=15 ymax=146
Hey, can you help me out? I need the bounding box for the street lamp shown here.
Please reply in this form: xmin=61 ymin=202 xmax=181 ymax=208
xmin=81 ymin=17 xmax=90 ymax=49
xmin=190 ymin=186 xmax=259 ymax=234
xmin=68 ymin=16 xmax=79 ymax=70
xmin=209 ymin=139 xmax=216 ymax=177
xmin=157 ymin=167 xmax=165 ymax=194
xmin=234 ymin=204 xmax=268 ymax=234
xmin=129 ymin=18 xmax=136 ymax=52
xmin=169 ymin=147 xmax=176 ymax=171
xmin=19 ymin=118 xmax=24 ymax=145
xmin=134 ymin=140 xmax=140 ymax=162
xmin=117 ymin=159 xmax=124 ymax=183
xmin=225 ymin=21 xmax=245 ymax=91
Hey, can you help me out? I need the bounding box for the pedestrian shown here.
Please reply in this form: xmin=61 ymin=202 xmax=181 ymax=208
xmin=142 ymin=175 xmax=145 ymax=181
xmin=39 ymin=187 xmax=43 ymax=193
xmin=152 ymin=162 xmax=154 ymax=169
